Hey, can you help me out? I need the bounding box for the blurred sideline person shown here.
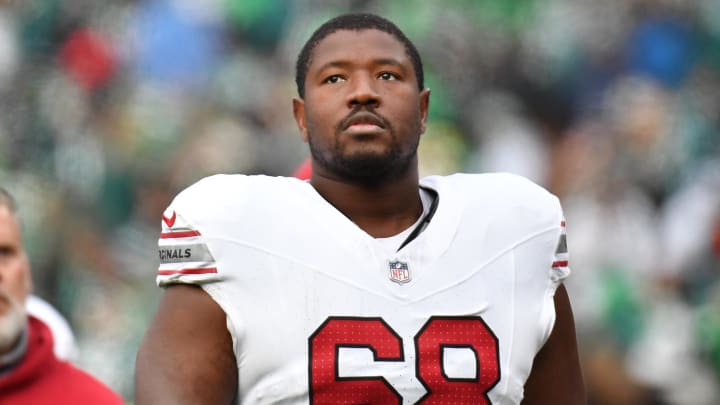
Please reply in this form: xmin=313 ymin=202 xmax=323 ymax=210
xmin=136 ymin=13 xmax=585 ymax=404
xmin=0 ymin=187 xmax=124 ymax=405
xmin=25 ymin=294 xmax=78 ymax=361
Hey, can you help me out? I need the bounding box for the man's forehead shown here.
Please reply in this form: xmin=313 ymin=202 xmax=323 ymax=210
xmin=310 ymin=28 xmax=407 ymax=64
xmin=0 ymin=206 xmax=21 ymax=241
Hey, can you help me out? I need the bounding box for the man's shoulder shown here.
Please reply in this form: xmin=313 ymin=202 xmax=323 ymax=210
xmin=423 ymin=172 xmax=558 ymax=205
xmin=171 ymin=174 xmax=305 ymax=213
xmin=423 ymin=172 xmax=563 ymax=235
xmin=7 ymin=318 xmax=124 ymax=404
xmin=162 ymin=174 xmax=315 ymax=239
xmin=52 ymin=362 xmax=125 ymax=404
xmin=178 ymin=174 xmax=300 ymax=199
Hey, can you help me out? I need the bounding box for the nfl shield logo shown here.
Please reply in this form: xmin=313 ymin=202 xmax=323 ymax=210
xmin=388 ymin=260 xmax=411 ymax=284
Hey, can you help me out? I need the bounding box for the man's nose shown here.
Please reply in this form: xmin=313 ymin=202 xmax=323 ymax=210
xmin=347 ymin=75 xmax=380 ymax=108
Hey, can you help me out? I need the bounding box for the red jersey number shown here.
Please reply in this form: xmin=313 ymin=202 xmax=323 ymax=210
xmin=308 ymin=316 xmax=500 ymax=404
xmin=309 ymin=317 xmax=403 ymax=404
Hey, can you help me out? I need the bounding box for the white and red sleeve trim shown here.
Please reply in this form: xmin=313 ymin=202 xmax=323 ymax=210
xmin=156 ymin=210 xmax=221 ymax=286
xmin=550 ymin=219 xmax=570 ymax=282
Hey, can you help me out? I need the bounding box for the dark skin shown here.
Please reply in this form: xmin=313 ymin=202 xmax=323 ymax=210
xmin=523 ymin=284 xmax=586 ymax=404
xmin=294 ymin=29 xmax=430 ymax=237
xmin=135 ymin=28 xmax=586 ymax=404
xmin=134 ymin=284 xmax=237 ymax=405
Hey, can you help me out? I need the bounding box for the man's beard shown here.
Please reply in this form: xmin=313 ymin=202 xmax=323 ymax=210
xmin=309 ymin=139 xmax=418 ymax=186
xmin=0 ymin=290 xmax=27 ymax=352
xmin=308 ymin=115 xmax=420 ymax=187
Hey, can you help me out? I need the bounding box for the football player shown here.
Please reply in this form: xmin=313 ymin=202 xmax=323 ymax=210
xmin=136 ymin=13 xmax=585 ymax=404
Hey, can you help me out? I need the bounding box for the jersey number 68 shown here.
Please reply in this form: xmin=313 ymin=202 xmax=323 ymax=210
xmin=309 ymin=316 xmax=500 ymax=404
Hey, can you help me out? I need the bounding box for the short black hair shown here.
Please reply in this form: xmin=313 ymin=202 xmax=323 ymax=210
xmin=295 ymin=13 xmax=424 ymax=98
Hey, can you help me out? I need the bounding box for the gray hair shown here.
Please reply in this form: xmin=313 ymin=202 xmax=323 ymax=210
xmin=0 ymin=187 xmax=17 ymax=213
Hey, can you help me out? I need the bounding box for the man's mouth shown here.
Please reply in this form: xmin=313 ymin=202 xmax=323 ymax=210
xmin=345 ymin=123 xmax=384 ymax=135
xmin=342 ymin=112 xmax=387 ymax=135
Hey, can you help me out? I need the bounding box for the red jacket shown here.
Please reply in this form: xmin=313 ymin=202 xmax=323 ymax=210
xmin=0 ymin=316 xmax=124 ymax=405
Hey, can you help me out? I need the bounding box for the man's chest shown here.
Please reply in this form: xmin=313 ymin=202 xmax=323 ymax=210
xmin=211 ymin=245 xmax=533 ymax=404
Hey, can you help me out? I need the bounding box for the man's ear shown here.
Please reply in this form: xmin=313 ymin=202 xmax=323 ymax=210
xmin=419 ymin=88 xmax=431 ymax=134
xmin=20 ymin=248 xmax=32 ymax=305
xmin=293 ymin=97 xmax=309 ymax=142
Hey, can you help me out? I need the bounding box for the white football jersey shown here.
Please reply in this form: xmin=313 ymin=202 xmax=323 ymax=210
xmin=156 ymin=173 xmax=570 ymax=405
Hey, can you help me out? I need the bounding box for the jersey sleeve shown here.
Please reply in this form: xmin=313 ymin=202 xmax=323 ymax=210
xmin=537 ymin=211 xmax=572 ymax=345
xmin=550 ymin=217 xmax=571 ymax=284
xmin=156 ymin=195 xmax=221 ymax=287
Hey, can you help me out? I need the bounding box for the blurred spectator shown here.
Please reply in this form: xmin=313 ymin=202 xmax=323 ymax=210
xmin=0 ymin=187 xmax=123 ymax=404
xmin=25 ymin=294 xmax=78 ymax=361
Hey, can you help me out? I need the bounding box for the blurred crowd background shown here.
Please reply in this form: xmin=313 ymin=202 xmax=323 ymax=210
xmin=0 ymin=0 xmax=718 ymax=403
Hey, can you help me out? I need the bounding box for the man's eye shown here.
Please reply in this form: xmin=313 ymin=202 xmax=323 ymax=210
xmin=378 ymin=72 xmax=397 ymax=80
xmin=324 ymin=75 xmax=345 ymax=84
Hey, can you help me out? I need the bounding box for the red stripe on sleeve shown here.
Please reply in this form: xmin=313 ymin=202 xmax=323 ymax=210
xmin=552 ymin=260 xmax=568 ymax=268
xmin=160 ymin=230 xmax=201 ymax=238
xmin=158 ymin=267 xmax=217 ymax=276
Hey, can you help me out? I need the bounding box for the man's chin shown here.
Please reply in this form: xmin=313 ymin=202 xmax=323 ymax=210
xmin=309 ymin=139 xmax=417 ymax=185
xmin=0 ymin=298 xmax=27 ymax=352
xmin=333 ymin=154 xmax=413 ymax=185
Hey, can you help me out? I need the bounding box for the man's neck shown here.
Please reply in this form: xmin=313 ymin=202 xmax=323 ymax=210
xmin=311 ymin=170 xmax=423 ymax=238
xmin=0 ymin=323 xmax=29 ymax=374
